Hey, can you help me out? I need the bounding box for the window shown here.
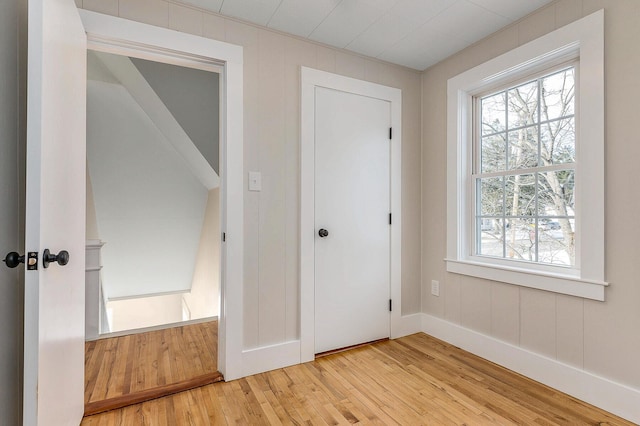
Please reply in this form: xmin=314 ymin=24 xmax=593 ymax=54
xmin=475 ymin=65 xmax=576 ymax=267
xmin=446 ymin=11 xmax=607 ymax=301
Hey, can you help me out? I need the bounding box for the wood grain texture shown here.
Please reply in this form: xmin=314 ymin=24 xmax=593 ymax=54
xmin=82 ymin=332 xmax=633 ymax=425
xmin=85 ymin=321 xmax=218 ymax=410
xmin=84 ymin=371 xmax=223 ymax=417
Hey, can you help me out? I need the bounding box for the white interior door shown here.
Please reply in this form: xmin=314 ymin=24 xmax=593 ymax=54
xmin=314 ymin=87 xmax=391 ymax=354
xmin=24 ymin=0 xmax=86 ymax=424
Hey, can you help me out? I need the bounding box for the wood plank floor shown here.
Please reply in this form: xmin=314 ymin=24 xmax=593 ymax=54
xmin=81 ymin=332 xmax=633 ymax=425
xmin=85 ymin=320 xmax=219 ymax=413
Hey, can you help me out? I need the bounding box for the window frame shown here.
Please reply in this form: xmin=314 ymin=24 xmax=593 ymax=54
xmin=446 ymin=10 xmax=607 ymax=301
xmin=471 ymin=62 xmax=578 ymax=270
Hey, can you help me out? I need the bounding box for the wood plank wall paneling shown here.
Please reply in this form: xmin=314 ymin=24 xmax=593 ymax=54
xmin=84 ymin=320 xmax=219 ymax=413
xmin=82 ymin=332 xmax=633 ymax=425
xmin=80 ymin=0 xmax=424 ymax=350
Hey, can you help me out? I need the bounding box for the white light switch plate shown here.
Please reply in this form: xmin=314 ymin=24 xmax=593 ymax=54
xmin=249 ymin=171 xmax=262 ymax=191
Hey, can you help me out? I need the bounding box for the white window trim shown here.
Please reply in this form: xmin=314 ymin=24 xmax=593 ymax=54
xmin=446 ymin=10 xmax=607 ymax=301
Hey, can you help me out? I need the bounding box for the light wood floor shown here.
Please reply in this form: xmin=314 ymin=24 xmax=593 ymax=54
xmin=85 ymin=320 xmax=220 ymax=414
xmin=82 ymin=332 xmax=633 ymax=425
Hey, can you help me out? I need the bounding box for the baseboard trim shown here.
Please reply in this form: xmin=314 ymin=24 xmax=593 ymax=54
xmin=420 ymin=313 xmax=640 ymax=424
xmin=392 ymin=312 xmax=422 ymax=338
xmin=83 ymin=371 xmax=224 ymax=417
xmin=242 ymin=340 xmax=301 ymax=377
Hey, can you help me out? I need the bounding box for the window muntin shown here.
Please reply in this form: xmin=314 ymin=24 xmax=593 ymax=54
xmin=473 ymin=66 xmax=576 ymax=268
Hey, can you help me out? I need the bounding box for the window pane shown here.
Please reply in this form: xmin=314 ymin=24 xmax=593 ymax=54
xmin=539 ymin=218 xmax=575 ymax=266
xmin=481 ymin=133 xmax=506 ymax=172
xmin=538 ymin=170 xmax=575 ymax=215
xmin=508 ymin=127 xmax=538 ymax=169
xmin=541 ymin=118 xmax=575 ymax=165
xmin=508 ymin=81 xmax=538 ymax=129
xmin=478 ymin=217 xmax=504 ymax=257
xmin=505 ymin=174 xmax=536 ymax=216
xmin=505 ymin=218 xmax=536 ymax=261
xmin=482 ymin=92 xmax=506 ymax=135
xmin=541 ymin=68 xmax=575 ymax=121
xmin=479 ymin=177 xmax=504 ymax=215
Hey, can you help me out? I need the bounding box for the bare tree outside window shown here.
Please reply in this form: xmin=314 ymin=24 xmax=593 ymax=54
xmin=475 ymin=66 xmax=576 ymax=267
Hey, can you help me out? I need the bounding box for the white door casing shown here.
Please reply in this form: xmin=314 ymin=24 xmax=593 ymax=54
xmin=24 ymin=0 xmax=87 ymax=424
xmin=301 ymin=67 xmax=402 ymax=362
xmin=314 ymin=87 xmax=391 ymax=353
xmin=79 ymin=10 xmax=245 ymax=380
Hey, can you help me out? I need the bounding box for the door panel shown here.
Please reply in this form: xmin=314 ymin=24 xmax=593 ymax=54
xmin=314 ymin=87 xmax=391 ymax=354
xmin=24 ymin=0 xmax=86 ymax=424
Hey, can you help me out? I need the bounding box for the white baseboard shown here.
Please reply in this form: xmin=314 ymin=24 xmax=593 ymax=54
xmin=242 ymin=340 xmax=301 ymax=377
xmin=392 ymin=313 xmax=422 ymax=338
xmin=420 ymin=313 xmax=640 ymax=424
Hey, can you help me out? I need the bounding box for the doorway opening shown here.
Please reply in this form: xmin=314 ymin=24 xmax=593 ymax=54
xmin=82 ymin=30 xmax=229 ymax=414
xmin=85 ymin=50 xmax=222 ymax=336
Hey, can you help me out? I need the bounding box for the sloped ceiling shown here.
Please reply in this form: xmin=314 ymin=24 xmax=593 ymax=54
xmin=180 ymin=0 xmax=554 ymax=70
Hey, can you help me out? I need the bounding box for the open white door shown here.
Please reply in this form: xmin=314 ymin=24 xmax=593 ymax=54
xmin=24 ymin=0 xmax=86 ymax=424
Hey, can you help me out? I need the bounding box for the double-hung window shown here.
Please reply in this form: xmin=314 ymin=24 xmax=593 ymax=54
xmin=446 ymin=11 xmax=607 ymax=300
xmin=475 ymin=65 xmax=576 ymax=267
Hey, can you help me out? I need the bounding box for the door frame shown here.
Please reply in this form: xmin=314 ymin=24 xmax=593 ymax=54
xmin=79 ymin=10 xmax=245 ymax=380
xmin=300 ymin=67 xmax=402 ymax=362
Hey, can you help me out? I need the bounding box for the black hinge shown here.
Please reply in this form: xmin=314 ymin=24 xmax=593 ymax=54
xmin=389 ymin=127 xmax=392 ymax=140
xmin=222 ymin=232 xmax=226 ymax=242
xmin=389 ymin=213 xmax=392 ymax=225
xmin=389 ymin=299 xmax=392 ymax=312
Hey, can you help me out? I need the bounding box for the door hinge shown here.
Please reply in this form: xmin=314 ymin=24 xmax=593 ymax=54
xmin=389 ymin=127 xmax=392 ymax=140
xmin=389 ymin=213 xmax=392 ymax=225
xmin=222 ymin=232 xmax=226 ymax=242
xmin=389 ymin=299 xmax=393 ymax=312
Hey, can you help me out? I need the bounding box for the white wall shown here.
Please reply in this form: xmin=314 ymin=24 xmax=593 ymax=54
xmin=107 ymin=293 xmax=184 ymax=331
xmin=78 ymin=0 xmax=423 ymax=350
xmin=183 ymin=187 xmax=220 ymax=319
xmin=421 ymin=0 xmax=640 ymax=393
xmin=0 ymin=0 xmax=23 ymax=423
xmin=87 ymin=79 xmax=208 ymax=298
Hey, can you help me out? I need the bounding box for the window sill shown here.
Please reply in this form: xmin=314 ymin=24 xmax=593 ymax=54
xmin=445 ymin=258 xmax=608 ymax=301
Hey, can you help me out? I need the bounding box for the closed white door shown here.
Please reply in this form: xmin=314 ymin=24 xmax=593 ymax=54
xmin=23 ymin=0 xmax=86 ymax=424
xmin=314 ymin=87 xmax=391 ymax=354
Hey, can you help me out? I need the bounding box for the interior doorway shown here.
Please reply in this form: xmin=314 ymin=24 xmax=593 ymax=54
xmin=86 ymin=50 xmax=221 ymax=335
xmin=83 ymin=42 xmax=224 ymax=414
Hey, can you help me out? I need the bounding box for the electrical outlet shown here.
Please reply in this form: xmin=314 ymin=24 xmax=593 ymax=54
xmin=431 ymin=280 xmax=440 ymax=297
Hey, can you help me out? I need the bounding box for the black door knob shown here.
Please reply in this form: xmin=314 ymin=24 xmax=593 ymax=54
xmin=318 ymin=228 xmax=329 ymax=238
xmin=3 ymin=252 xmax=24 ymax=268
xmin=43 ymin=249 xmax=70 ymax=268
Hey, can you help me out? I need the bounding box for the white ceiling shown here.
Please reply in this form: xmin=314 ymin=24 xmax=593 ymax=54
xmin=182 ymin=0 xmax=553 ymax=70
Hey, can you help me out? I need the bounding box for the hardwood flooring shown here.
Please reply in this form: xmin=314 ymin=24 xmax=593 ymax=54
xmin=85 ymin=320 xmax=220 ymax=415
xmin=82 ymin=332 xmax=633 ymax=425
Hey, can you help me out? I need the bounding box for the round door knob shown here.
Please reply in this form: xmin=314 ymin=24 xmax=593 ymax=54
xmin=3 ymin=252 xmax=24 ymax=268
xmin=43 ymin=249 xmax=70 ymax=268
xmin=318 ymin=228 xmax=329 ymax=238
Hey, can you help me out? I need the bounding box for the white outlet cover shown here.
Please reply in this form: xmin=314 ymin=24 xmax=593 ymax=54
xmin=431 ymin=280 xmax=440 ymax=297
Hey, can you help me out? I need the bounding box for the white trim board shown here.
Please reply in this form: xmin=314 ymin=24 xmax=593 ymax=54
xmin=242 ymin=341 xmax=301 ymax=378
xmin=79 ymin=10 xmax=245 ymax=380
xmin=420 ymin=313 xmax=640 ymax=424
xmin=300 ymin=67 xmax=403 ymax=363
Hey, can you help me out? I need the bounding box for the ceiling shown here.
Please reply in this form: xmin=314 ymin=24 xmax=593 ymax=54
xmin=181 ymin=0 xmax=553 ymax=70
